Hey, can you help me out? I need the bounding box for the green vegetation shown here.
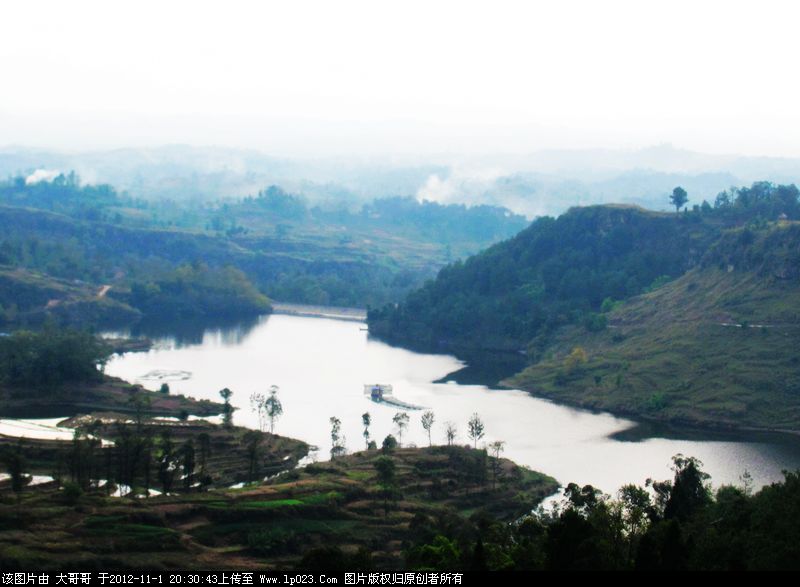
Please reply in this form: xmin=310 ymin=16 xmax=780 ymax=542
xmin=0 ymin=327 xmax=110 ymax=387
xmin=403 ymin=455 xmax=800 ymax=571
xmin=5 ymin=440 xmax=800 ymax=571
xmin=369 ymin=204 xmax=721 ymax=351
xmin=370 ymin=182 xmax=800 ymax=430
xmin=370 ymin=182 xmax=799 ymax=350
xmin=128 ymin=263 xmax=271 ymax=320
xmin=0 ymin=445 xmax=556 ymax=570
xmin=509 ymin=223 xmax=800 ymax=429
xmin=486 ymin=457 xmax=800 ymax=571
xmin=670 ymin=186 xmax=689 ymax=212
xmin=0 ymin=267 xmax=140 ymax=327
xmin=0 ymin=414 xmax=307 ymax=494
xmin=0 ymin=327 xmax=222 ymax=419
xmin=0 ymin=174 xmax=527 ymax=327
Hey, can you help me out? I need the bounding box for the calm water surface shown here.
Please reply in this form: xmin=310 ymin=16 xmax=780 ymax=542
xmin=106 ymin=313 xmax=800 ymax=496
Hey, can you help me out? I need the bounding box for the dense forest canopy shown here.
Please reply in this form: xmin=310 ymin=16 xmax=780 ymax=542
xmin=0 ymin=327 xmax=110 ymax=387
xmin=405 ymin=455 xmax=800 ymax=571
xmin=368 ymin=182 xmax=800 ymax=352
xmin=127 ymin=263 xmax=271 ymax=320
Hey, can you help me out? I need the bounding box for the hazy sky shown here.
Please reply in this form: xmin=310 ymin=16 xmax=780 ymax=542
xmin=2 ymin=0 xmax=799 ymax=158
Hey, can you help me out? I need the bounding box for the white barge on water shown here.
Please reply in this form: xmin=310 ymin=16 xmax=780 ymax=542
xmin=364 ymin=384 xmax=425 ymax=411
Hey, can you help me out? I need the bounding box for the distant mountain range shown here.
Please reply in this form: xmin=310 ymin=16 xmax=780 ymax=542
xmin=2 ymin=143 xmax=799 ymax=217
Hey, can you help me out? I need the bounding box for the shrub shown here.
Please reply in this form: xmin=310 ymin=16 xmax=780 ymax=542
xmin=563 ymin=347 xmax=588 ymax=374
xmin=61 ymin=481 xmax=83 ymax=505
xmin=584 ymin=313 xmax=608 ymax=332
xmin=381 ymin=435 xmax=398 ymax=454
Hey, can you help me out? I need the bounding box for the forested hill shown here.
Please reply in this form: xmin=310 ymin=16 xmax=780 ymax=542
xmin=507 ymin=222 xmax=800 ymax=430
xmin=367 ymin=181 xmax=800 ymax=429
xmin=367 ymin=182 xmax=800 ymax=354
xmin=368 ymin=205 xmax=717 ymax=351
xmin=0 ymin=174 xmax=527 ymax=327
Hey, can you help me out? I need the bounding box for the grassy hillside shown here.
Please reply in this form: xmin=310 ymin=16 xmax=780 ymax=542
xmin=369 ymin=204 xmax=722 ymax=351
xmin=0 ymin=176 xmax=528 ymax=313
xmin=0 ymin=266 xmax=141 ymax=327
xmin=507 ymin=222 xmax=800 ymax=430
xmin=0 ymin=445 xmax=556 ymax=570
xmin=369 ymin=183 xmax=800 ymax=430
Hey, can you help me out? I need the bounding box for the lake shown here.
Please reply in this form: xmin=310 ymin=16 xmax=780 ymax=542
xmin=105 ymin=312 xmax=800 ymax=498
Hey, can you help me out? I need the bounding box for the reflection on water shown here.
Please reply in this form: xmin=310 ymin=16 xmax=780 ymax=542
xmin=105 ymin=313 xmax=800 ymax=496
xmin=433 ymin=350 xmax=527 ymax=387
xmin=612 ymin=420 xmax=799 ymax=444
xmin=121 ymin=315 xmax=263 ymax=347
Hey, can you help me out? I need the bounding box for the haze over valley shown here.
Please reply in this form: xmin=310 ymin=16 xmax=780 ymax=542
xmin=2 ymin=0 xmax=800 ymax=574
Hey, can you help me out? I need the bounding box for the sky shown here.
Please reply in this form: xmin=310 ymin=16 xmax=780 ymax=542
xmin=1 ymin=0 xmax=800 ymax=158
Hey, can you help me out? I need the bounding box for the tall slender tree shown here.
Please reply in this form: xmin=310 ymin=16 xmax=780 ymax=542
xmin=445 ymin=422 xmax=457 ymax=446
xmin=330 ymin=416 xmax=345 ymax=459
xmin=421 ymin=411 xmax=435 ymax=447
xmin=250 ymin=392 xmax=267 ymax=432
xmin=219 ymin=388 xmax=234 ymax=428
xmin=374 ymin=455 xmax=397 ymax=518
xmin=392 ymin=412 xmax=410 ymax=447
xmin=181 ymin=439 xmax=196 ymax=491
xmin=265 ymin=385 xmax=283 ymax=433
xmin=243 ymin=431 xmax=261 ymax=483
xmin=488 ymin=440 xmax=505 ymax=489
xmin=362 ymin=412 xmax=372 ymax=449
xmin=467 ymin=413 xmax=485 ymax=449
xmin=197 ymin=432 xmax=211 ymax=479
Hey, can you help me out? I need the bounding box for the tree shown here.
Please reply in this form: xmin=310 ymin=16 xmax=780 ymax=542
xmin=330 ymin=417 xmax=345 ymax=459
xmin=264 ymin=385 xmax=283 ymax=433
xmin=445 ymin=422 xmax=457 ymax=446
xmin=421 ymin=411 xmax=435 ymax=447
xmin=181 ymin=440 xmax=196 ymax=491
xmin=381 ymin=434 xmax=397 ymax=454
xmin=467 ymin=413 xmax=485 ymax=448
xmin=2 ymin=440 xmax=28 ymax=502
xmin=563 ymin=482 xmax=602 ymax=513
xmin=670 ymin=187 xmax=688 ymax=212
xmin=618 ymin=483 xmax=652 ymax=565
xmin=219 ymin=388 xmax=234 ymax=428
xmin=0 ymin=327 xmax=112 ymax=387
xmin=157 ymin=429 xmax=177 ymax=494
xmin=159 ymin=383 xmax=170 ymax=394
xmin=197 ymin=432 xmax=211 ymax=480
xmin=68 ymin=426 xmax=101 ymax=491
xmin=243 ymin=430 xmax=261 ymax=483
xmin=374 ymin=455 xmax=397 ymax=518
xmin=250 ymin=392 xmax=267 ymax=431
xmin=663 ymin=454 xmax=711 ymax=521
xmin=392 ymin=412 xmax=410 ymax=447
xmin=488 ymin=440 xmax=505 ymax=489
xmin=362 ymin=412 xmax=371 ymax=449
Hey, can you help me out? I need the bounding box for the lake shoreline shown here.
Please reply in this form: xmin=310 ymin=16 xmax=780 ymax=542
xmin=105 ymin=312 xmax=800 ymax=493
xmin=0 ymin=375 xmax=225 ymax=419
xmin=271 ymin=302 xmax=367 ymax=322
xmin=367 ymin=329 xmax=800 ymax=440
xmin=499 ymin=378 xmax=800 ymax=440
